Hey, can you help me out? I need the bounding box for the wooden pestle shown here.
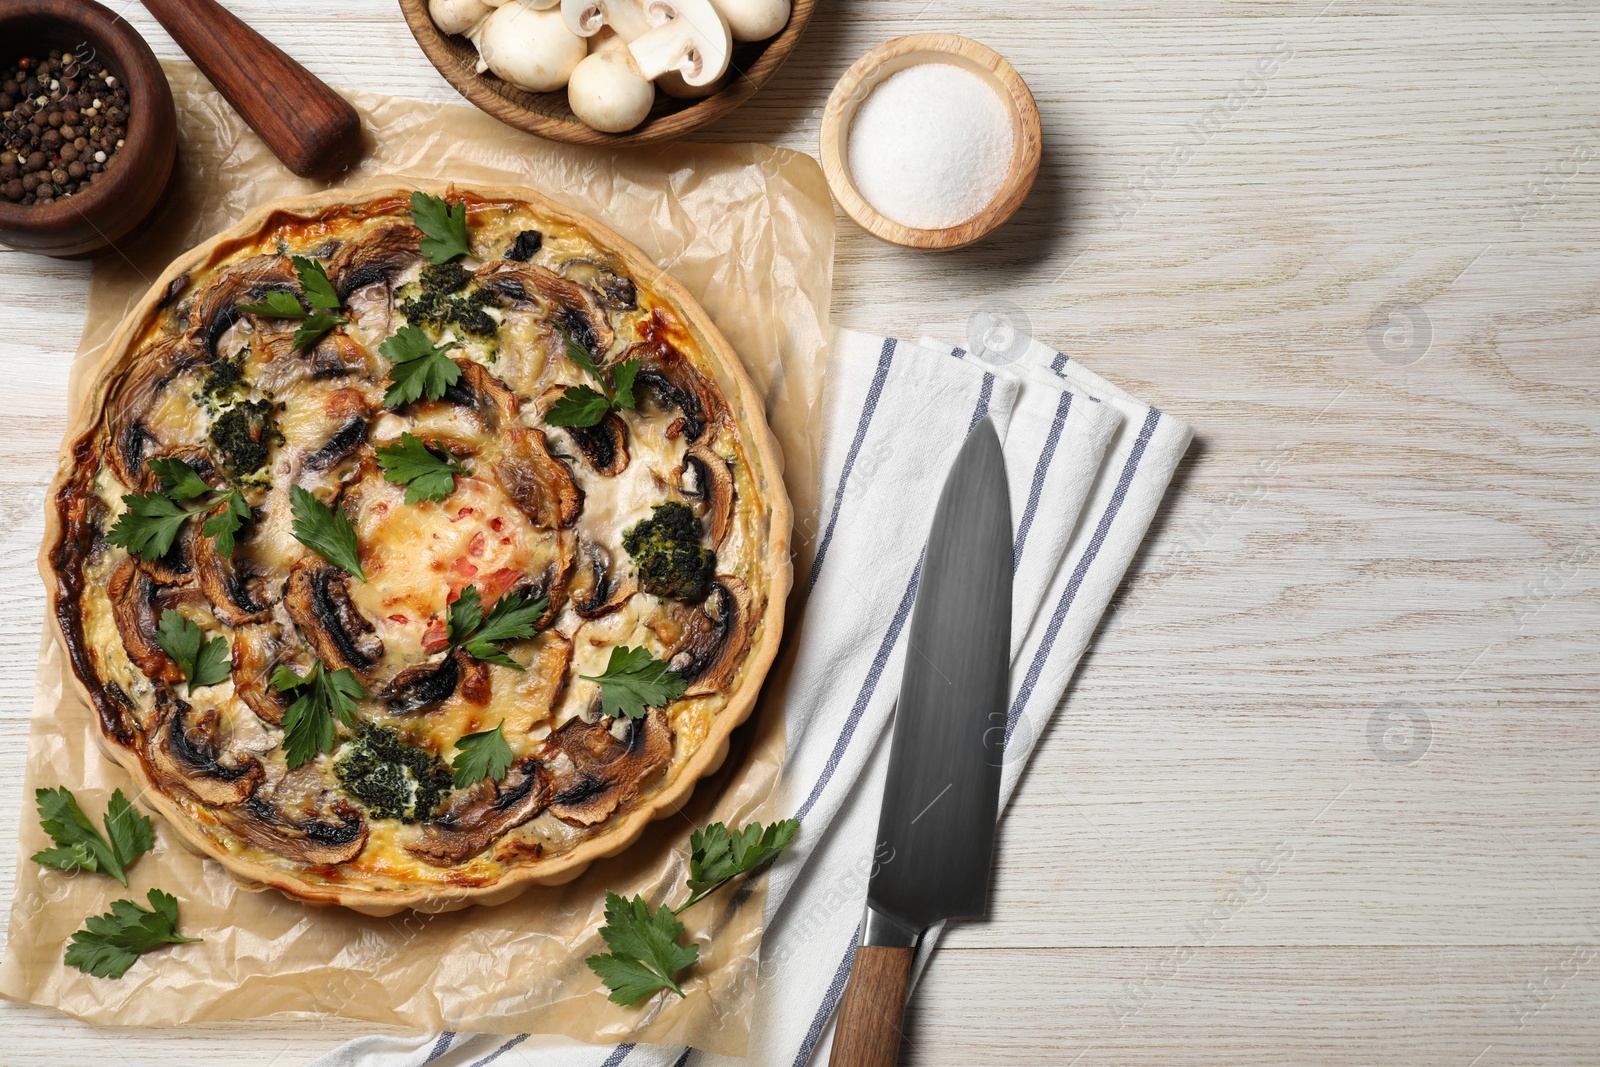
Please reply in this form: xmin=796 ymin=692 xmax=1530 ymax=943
xmin=138 ymin=0 xmax=361 ymax=178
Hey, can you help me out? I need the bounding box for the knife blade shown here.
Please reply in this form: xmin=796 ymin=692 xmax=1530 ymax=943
xmin=829 ymin=417 xmax=1013 ymax=1067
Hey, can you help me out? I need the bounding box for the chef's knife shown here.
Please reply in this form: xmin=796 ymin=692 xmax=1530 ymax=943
xmin=828 ymin=417 xmax=1013 ymax=1067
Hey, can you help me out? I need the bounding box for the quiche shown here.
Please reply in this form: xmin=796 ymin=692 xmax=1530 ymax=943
xmin=44 ymin=185 xmax=790 ymax=914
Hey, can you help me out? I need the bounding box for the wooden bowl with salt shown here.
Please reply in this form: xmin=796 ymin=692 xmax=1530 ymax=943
xmin=820 ymin=34 xmax=1041 ymax=251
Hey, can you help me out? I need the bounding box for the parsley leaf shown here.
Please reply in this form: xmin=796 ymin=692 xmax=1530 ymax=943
xmin=446 ymin=585 xmax=546 ymax=670
xmin=587 ymin=819 xmax=798 ymax=1006
xmin=64 ymin=888 xmax=202 ymax=980
xmin=542 ymin=326 xmax=639 ymax=429
xmin=581 ymin=645 xmax=687 ymax=719
xmin=105 ymin=491 xmax=193 ymax=562
xmin=586 ymin=891 xmax=699 ymax=1004
xmin=410 ymin=191 xmax=476 ymax=265
xmin=293 ymin=255 xmax=342 ymax=311
xmin=686 ymin=819 xmax=799 ymax=902
xmin=544 ymin=385 xmax=615 ymax=428
xmin=147 ymin=457 xmax=213 ymax=501
xmin=237 ymin=259 xmax=347 ymax=349
xmin=472 ymin=589 xmax=545 ymax=646
xmin=380 ymin=324 xmax=461 ymax=407
xmin=31 ymin=786 xmax=153 ymax=886
xmin=291 ymin=312 xmax=347 ymax=351
xmin=201 ymin=489 xmax=251 ymax=558
xmin=273 ymin=660 xmax=365 ymax=769
xmin=289 ymin=485 xmax=365 ymax=580
xmin=610 ymin=358 xmax=639 ymax=410
xmin=446 ymin=584 xmax=484 ymax=647
xmin=153 ymin=609 xmax=232 ymax=689
xmin=375 ymin=432 xmax=469 ymax=504
xmin=450 ymin=721 xmax=514 ymax=788
xmin=237 ymin=290 xmax=305 ymax=319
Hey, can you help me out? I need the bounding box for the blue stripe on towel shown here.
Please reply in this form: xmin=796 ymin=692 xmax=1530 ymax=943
xmin=467 ymin=1034 xmax=529 ymax=1067
xmin=968 ymin=373 xmax=995 ymax=430
xmin=1005 ymin=408 xmax=1161 ymax=742
xmin=422 ymin=1032 xmax=455 ymax=1063
xmin=598 ymin=1045 xmax=636 ymax=1067
xmin=794 ymin=554 xmax=923 ymax=823
xmin=808 ymin=338 xmax=897 ymax=593
xmin=1013 ymin=390 xmax=1072 ymax=572
xmin=792 ymin=929 xmax=862 ymax=1067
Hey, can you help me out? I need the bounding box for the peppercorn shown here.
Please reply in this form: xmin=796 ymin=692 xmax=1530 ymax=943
xmin=0 ymin=51 xmax=130 ymax=204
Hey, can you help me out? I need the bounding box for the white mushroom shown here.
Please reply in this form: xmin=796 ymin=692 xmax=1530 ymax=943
xmin=562 ymin=0 xmax=675 ymax=42
xmin=628 ymin=0 xmax=730 ymax=87
xmin=568 ymin=48 xmax=656 ymax=132
xmin=655 ymin=68 xmax=721 ymax=98
xmin=709 ymin=0 xmax=788 ymax=42
xmin=430 ymin=0 xmax=494 ymax=35
xmin=469 ymin=0 xmax=587 ymax=92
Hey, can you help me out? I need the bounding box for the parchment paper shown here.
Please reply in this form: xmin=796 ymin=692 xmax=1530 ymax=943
xmin=0 ymin=62 xmax=834 ymax=1055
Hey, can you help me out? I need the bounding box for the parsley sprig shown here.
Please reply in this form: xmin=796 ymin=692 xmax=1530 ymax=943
xmin=31 ymin=786 xmax=154 ymax=886
xmin=446 ymin=584 xmax=548 ymax=670
xmin=105 ymin=458 xmax=250 ymax=562
xmin=153 ymin=609 xmax=231 ymax=690
xmin=375 ymin=432 xmax=469 ymax=504
xmin=271 ymin=660 xmax=366 ymax=769
xmin=544 ymin=326 xmax=639 ymax=429
xmin=410 ymin=191 xmax=477 ymax=266
xmin=580 ymin=645 xmax=687 ymax=719
xmin=289 ymin=485 xmax=365 ymax=580
xmin=380 ymin=324 xmax=461 ymax=407
xmin=450 ymin=721 xmax=514 ymax=788
xmin=587 ymin=818 xmax=800 ymax=1005
xmin=64 ymin=888 xmax=202 ymax=979
xmin=237 ymin=256 xmax=348 ymax=350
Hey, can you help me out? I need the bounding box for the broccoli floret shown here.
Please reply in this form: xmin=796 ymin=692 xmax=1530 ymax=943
xmin=335 ymin=723 xmax=452 ymax=823
xmin=622 ymin=501 xmax=715 ymax=601
xmin=194 ymin=349 xmax=247 ymax=412
xmin=398 ymin=262 xmax=498 ymax=338
xmin=207 ymin=398 xmax=280 ymax=476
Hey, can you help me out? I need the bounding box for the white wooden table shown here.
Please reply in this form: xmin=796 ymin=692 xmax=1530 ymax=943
xmin=4 ymin=2 xmax=1600 ymax=1064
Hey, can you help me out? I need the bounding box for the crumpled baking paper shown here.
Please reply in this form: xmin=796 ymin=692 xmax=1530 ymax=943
xmin=0 ymin=61 xmax=834 ymax=1056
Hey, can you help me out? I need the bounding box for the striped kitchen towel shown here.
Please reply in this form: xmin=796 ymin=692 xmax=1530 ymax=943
xmin=309 ymin=328 xmax=1192 ymax=1067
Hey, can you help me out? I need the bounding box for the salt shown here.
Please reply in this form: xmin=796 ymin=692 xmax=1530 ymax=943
xmin=847 ymin=62 xmax=1015 ymax=230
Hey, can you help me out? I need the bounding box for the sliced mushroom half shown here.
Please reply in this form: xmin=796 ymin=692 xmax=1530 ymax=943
xmin=404 ymin=757 xmax=552 ymax=868
xmin=628 ymin=334 xmax=725 ymax=442
xmin=231 ymin=622 xmax=300 ymax=726
xmin=443 ymin=360 xmax=582 ymax=529
xmin=667 ymin=575 xmax=755 ymax=696
xmin=148 ymin=689 xmax=263 ymax=807
xmin=188 ymin=254 xmax=300 ymax=360
xmin=284 ymin=556 xmax=384 ymax=675
xmin=536 ymin=384 xmax=629 ymax=476
xmin=568 ymin=539 xmax=637 ymax=618
xmin=546 ymin=706 xmax=673 ymax=826
xmin=559 ymin=257 xmax=638 ymax=311
xmin=475 ymin=259 xmax=614 ymax=357
xmin=380 ymin=648 xmax=490 ymax=715
xmin=326 ymin=220 xmax=427 ymax=299
xmin=108 ymin=557 xmax=185 ymax=685
xmin=223 ymin=793 xmax=369 ymax=866
xmin=191 ymin=505 xmax=272 ymax=627
xmin=300 ymin=414 xmax=372 ymax=477
xmin=678 ymin=442 xmax=734 ymax=548
xmin=103 ymin=336 xmax=208 ymax=490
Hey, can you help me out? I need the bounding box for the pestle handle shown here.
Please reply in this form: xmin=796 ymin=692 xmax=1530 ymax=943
xmin=139 ymin=0 xmax=361 ymax=178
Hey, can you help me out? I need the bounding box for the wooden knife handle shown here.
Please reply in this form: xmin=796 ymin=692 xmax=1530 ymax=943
xmin=138 ymin=0 xmax=361 ymax=178
xmin=829 ymin=945 xmax=915 ymax=1067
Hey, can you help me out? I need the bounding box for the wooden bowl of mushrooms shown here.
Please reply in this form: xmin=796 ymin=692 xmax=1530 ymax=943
xmin=398 ymin=0 xmax=813 ymax=145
